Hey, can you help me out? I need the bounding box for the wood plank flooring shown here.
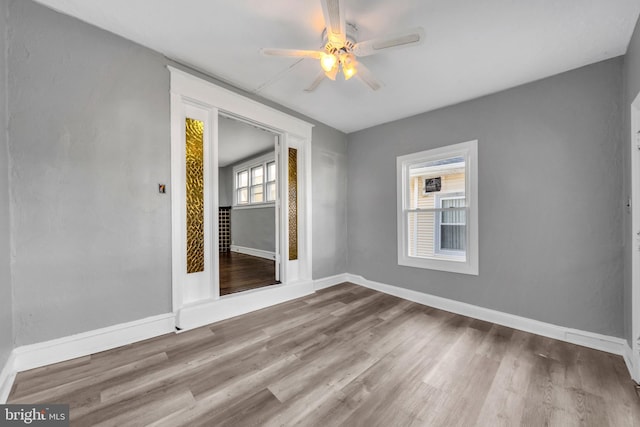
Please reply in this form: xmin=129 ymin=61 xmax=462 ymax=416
xmin=8 ymin=283 xmax=640 ymax=426
xmin=219 ymin=252 xmax=277 ymax=295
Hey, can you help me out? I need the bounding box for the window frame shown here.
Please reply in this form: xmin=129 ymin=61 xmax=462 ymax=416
xmin=232 ymin=152 xmax=276 ymax=208
xmin=396 ymin=140 xmax=478 ymax=275
xmin=266 ymin=161 xmax=277 ymax=202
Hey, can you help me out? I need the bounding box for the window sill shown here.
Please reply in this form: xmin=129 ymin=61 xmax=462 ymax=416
xmin=232 ymin=202 xmax=276 ymax=210
xmin=398 ymin=255 xmax=478 ymax=275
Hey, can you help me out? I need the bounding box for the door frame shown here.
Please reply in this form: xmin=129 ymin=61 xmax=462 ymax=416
xmin=274 ymin=134 xmax=281 ymax=283
xmin=630 ymin=92 xmax=640 ymax=381
xmin=168 ymin=66 xmax=314 ymax=330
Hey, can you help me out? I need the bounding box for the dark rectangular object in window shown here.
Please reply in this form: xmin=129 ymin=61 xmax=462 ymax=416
xmin=424 ymin=177 xmax=441 ymax=193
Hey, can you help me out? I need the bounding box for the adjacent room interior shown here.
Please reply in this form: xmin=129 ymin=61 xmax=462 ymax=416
xmin=1 ymin=0 xmax=640 ymax=425
xmin=218 ymin=115 xmax=280 ymax=296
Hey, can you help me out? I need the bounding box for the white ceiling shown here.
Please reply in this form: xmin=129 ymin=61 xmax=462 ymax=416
xmin=219 ymin=116 xmax=276 ymax=167
xmin=35 ymin=0 xmax=640 ymax=133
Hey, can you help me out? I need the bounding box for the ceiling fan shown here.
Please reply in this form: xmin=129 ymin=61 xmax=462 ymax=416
xmin=260 ymin=0 xmax=424 ymax=92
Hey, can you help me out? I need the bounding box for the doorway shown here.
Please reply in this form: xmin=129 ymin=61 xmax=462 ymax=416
xmin=169 ymin=66 xmax=314 ymax=331
xmin=218 ymin=114 xmax=280 ymax=295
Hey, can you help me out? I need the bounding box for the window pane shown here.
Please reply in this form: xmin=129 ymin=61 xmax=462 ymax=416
xmin=267 ymin=162 xmax=276 ymax=182
xmin=442 ymin=198 xmax=465 ymax=209
xmin=440 ymin=197 xmax=465 ymax=224
xmin=252 ymin=166 xmax=264 ymax=185
xmin=237 ymin=188 xmax=248 ymax=204
xmin=237 ymin=171 xmax=248 ymax=188
xmin=185 ymin=118 xmax=205 ymax=274
xmin=408 ymin=156 xmax=465 ymax=209
xmin=407 ymin=210 xmax=467 ymax=258
xmin=441 ymin=225 xmax=466 ymax=251
xmin=289 ymin=147 xmax=298 ymax=260
xmin=267 ymin=182 xmax=276 ymax=201
xmin=441 ymin=209 xmax=466 ymax=224
xmin=251 ymin=185 xmax=264 ymax=203
xmin=407 ymin=211 xmax=436 ymax=258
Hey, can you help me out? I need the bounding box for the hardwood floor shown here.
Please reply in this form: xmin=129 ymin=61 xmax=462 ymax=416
xmin=219 ymin=251 xmax=277 ymax=296
xmin=8 ymin=283 xmax=640 ymax=426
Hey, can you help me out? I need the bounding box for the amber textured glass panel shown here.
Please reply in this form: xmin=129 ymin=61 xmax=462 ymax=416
xmin=185 ymin=118 xmax=205 ymax=273
xmin=288 ymin=148 xmax=298 ymax=260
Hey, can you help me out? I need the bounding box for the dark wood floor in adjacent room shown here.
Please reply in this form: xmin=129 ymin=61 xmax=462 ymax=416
xmin=219 ymin=251 xmax=277 ymax=296
xmin=8 ymin=283 xmax=640 ymax=426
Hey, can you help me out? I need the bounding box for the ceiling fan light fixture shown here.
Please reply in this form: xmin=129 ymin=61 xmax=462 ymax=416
xmin=341 ymin=53 xmax=358 ymax=80
xmin=324 ymin=65 xmax=339 ymax=81
xmin=261 ymin=0 xmax=411 ymax=92
xmin=343 ymin=64 xmax=357 ymax=80
xmin=320 ymin=52 xmax=338 ymax=72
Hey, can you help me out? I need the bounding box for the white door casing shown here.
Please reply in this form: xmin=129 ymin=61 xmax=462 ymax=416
xmin=274 ymin=135 xmax=281 ymax=283
xmin=631 ymin=92 xmax=640 ymax=381
xmin=170 ymin=99 xmax=219 ymax=309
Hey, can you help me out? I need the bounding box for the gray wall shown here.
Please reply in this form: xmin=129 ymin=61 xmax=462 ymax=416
xmin=348 ymin=58 xmax=624 ymax=337
xmin=0 ymin=0 xmax=14 ymax=367
xmin=8 ymin=0 xmax=172 ymax=345
xmin=5 ymin=0 xmax=348 ymax=346
xmin=312 ymin=125 xmax=348 ymax=278
xmin=623 ymin=16 xmax=640 ymax=345
xmin=2 ymin=0 xmax=629 ymax=349
xmin=218 ymin=165 xmax=233 ymax=207
xmin=231 ymin=207 xmax=276 ymax=253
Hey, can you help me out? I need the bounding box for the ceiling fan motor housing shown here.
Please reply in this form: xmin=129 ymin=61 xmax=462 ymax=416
xmin=322 ymin=22 xmax=358 ymax=54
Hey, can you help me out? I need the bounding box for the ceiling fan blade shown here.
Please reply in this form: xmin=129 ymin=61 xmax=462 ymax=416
xmin=304 ymin=72 xmax=326 ymax=92
xmin=353 ymin=27 xmax=425 ymax=57
xmin=254 ymin=58 xmax=306 ymax=94
xmin=356 ymin=62 xmax=383 ymax=91
xmin=320 ymin=0 xmax=346 ymax=44
xmin=260 ymin=48 xmax=323 ymax=59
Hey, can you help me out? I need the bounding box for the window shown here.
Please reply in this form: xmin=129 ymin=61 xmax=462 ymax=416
xmin=236 ymin=170 xmax=249 ymax=204
xmin=250 ymin=166 xmax=264 ymax=203
xmin=266 ymin=161 xmax=276 ymax=202
xmin=436 ymin=193 xmax=465 ymax=255
xmin=233 ymin=153 xmax=276 ymax=207
xmin=397 ymin=140 xmax=478 ymax=275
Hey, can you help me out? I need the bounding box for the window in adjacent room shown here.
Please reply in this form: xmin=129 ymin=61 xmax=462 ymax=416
xmin=397 ymin=140 xmax=478 ymax=275
xmin=250 ymin=165 xmax=264 ymax=203
xmin=233 ymin=153 xmax=276 ymax=207
xmin=236 ymin=170 xmax=249 ymax=205
xmin=266 ymin=161 xmax=277 ymax=202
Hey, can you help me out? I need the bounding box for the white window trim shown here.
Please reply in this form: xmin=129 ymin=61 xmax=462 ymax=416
xmin=397 ymin=140 xmax=479 ymax=275
xmin=232 ymin=151 xmax=276 ymax=208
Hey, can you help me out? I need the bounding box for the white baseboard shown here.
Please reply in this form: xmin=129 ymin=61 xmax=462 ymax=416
xmin=175 ymin=280 xmax=315 ymax=331
xmin=0 ymin=312 xmax=175 ymax=403
xmin=1 ymin=277 xmax=319 ymax=401
xmin=313 ymin=273 xmax=350 ymax=291
xmin=230 ymin=245 xmax=276 ymax=261
xmin=623 ymin=343 xmax=638 ymax=382
xmin=347 ymin=274 xmax=628 ymax=358
xmin=1 ymin=272 xmax=635 ymax=404
xmin=13 ymin=313 xmax=175 ymax=374
xmin=0 ymin=351 xmax=17 ymax=404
